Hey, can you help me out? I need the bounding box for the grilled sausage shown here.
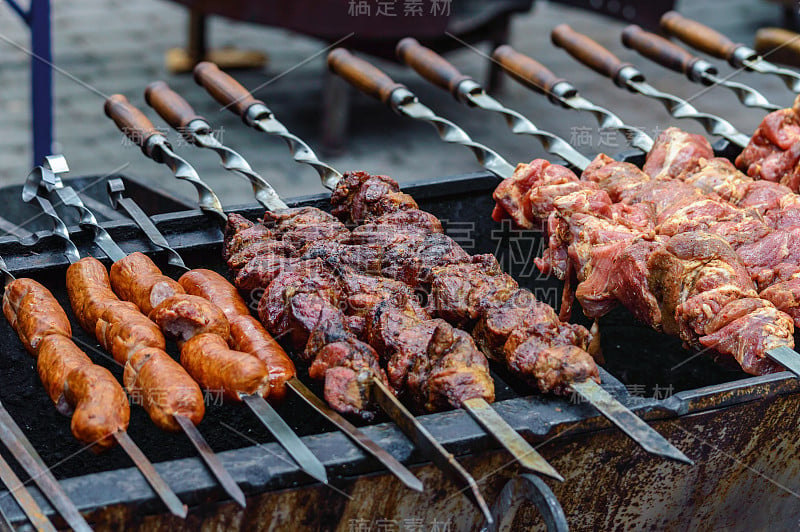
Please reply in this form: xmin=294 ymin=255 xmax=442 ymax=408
xmin=67 ymin=257 xmax=165 ymax=363
xmin=36 ymin=334 xmax=93 ymax=414
xmin=180 ymin=269 xmax=296 ymax=401
xmin=181 ymin=333 xmax=270 ymax=401
xmin=110 ymin=252 xmax=185 ymax=315
xmin=179 ymin=269 xmax=250 ymax=318
xmin=65 ymin=365 xmax=130 ymax=452
xmin=37 ymin=334 xmax=129 ymax=452
xmin=3 ymin=278 xmax=71 ymax=356
xmin=149 ymin=294 xmax=229 ymax=343
xmin=229 ymin=315 xmax=295 ymax=401
xmin=124 ymin=347 xmax=205 ymax=431
xmin=67 ymin=257 xmax=204 ymax=430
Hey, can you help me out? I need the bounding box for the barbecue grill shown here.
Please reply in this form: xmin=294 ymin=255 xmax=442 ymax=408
xmin=0 ymin=144 xmax=797 ymax=530
xmin=2 ymin=11 xmax=800 ymax=531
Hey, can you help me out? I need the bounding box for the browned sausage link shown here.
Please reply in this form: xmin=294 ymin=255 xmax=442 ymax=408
xmin=124 ymin=347 xmax=205 ymax=431
xmin=179 ymin=269 xmax=297 ymax=402
xmin=96 ymin=300 xmax=167 ymax=364
xmin=66 ymin=257 xmax=203 ymax=430
xmin=36 ymin=334 xmax=93 ymax=413
xmin=110 ymin=252 xmax=185 ymax=315
xmin=66 ymin=256 xmax=120 ymax=333
xmin=229 ymin=315 xmax=295 ymax=402
xmin=65 ymin=365 xmax=130 ymax=452
xmin=178 ymin=269 xmax=250 ymax=320
xmin=3 ymin=278 xmax=71 ymax=356
xmin=37 ymin=334 xmax=129 ymax=451
xmin=149 ymin=294 xmax=230 ymax=343
xmin=181 ymin=333 xmax=270 ymax=401
xmin=67 ymin=257 xmax=165 ymax=364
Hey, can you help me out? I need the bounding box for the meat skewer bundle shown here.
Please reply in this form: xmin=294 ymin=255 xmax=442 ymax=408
xmin=188 ymin=61 xmax=691 ymax=465
xmin=23 ymin=155 xmax=249 ymax=509
xmin=0 ymin=264 xmax=89 ymax=531
xmin=493 ymin=152 xmax=796 ymax=376
xmin=102 ymin=95 xmax=424 ymax=494
xmin=3 ymin=156 xmax=193 ymax=520
xmin=391 ymin=39 xmax=800 ymax=379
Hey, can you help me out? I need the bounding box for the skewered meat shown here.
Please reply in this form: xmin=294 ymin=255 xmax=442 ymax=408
xmin=331 ymin=170 xmax=418 ymax=223
xmin=736 ymin=95 xmax=800 ymax=189
xmin=179 ymin=268 xmax=297 ymax=402
xmin=258 ymin=257 xmax=388 ymax=419
xmin=67 ymin=257 xmax=205 ymax=432
xmin=110 ymin=252 xmax=185 ymax=315
xmin=4 ymin=279 xmax=130 ymax=452
xmin=123 ymin=347 xmax=205 ymax=431
xmin=149 ymin=294 xmax=230 ymax=343
xmin=493 ymin=157 xmax=792 ymax=375
xmin=225 ymin=171 xmax=599 ymax=401
xmin=3 ymin=277 xmax=72 ymax=355
xmin=181 ymin=333 xmax=271 ymax=401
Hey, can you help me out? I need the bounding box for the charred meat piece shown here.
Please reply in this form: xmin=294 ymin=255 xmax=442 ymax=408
xmin=430 ymin=255 xmax=519 ymax=329
xmin=331 ymin=171 xmax=418 ymax=223
xmin=262 ymin=206 xmax=350 ymax=247
xmin=258 ymin=259 xmax=344 ymax=353
xmin=381 ymin=232 xmax=471 ymax=288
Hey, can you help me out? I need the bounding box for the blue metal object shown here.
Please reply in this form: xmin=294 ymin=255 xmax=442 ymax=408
xmin=5 ymin=0 xmax=53 ymax=165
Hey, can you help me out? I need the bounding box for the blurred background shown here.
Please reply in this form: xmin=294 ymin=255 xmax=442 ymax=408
xmin=0 ymin=0 xmax=796 ymax=207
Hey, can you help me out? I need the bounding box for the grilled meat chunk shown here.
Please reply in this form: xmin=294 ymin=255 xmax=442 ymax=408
xmin=496 ymin=157 xmax=794 ymax=376
xmin=736 ymin=94 xmax=800 ymax=190
xmin=331 ymin=171 xmax=418 ymax=223
xmin=430 ymin=255 xmax=519 ymax=328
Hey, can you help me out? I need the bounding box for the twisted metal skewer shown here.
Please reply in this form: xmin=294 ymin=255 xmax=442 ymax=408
xmin=243 ymin=103 xmax=343 ymax=190
xmin=618 ymin=65 xmax=751 ymax=147
xmin=385 ymin=88 xmax=517 ymax=178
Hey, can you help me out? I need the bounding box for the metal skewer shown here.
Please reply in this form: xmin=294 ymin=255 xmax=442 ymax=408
xmin=185 ymin=63 xmax=568 ymax=477
xmin=661 ymin=11 xmax=800 ymax=94
xmin=551 ymin=24 xmax=751 ymax=148
xmin=194 ymin=62 xmax=342 ymax=191
xmin=326 ymin=46 xmax=696 ymax=465
xmin=621 ymin=25 xmax=780 ymax=112
xmin=23 ymin=155 xmax=242 ymax=511
xmin=487 ymin=44 xmax=654 ymax=153
xmin=144 ymin=81 xmax=287 ymax=211
xmin=0 ymin=445 xmax=54 ymax=532
xmin=102 ymin=97 xmax=422 ymax=492
xmin=0 ymin=352 xmax=57 ymax=532
xmin=389 ymin=40 xmax=592 ymax=170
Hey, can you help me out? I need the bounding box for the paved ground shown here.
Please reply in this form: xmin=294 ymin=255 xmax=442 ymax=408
xmin=0 ymin=0 xmax=792 ymax=209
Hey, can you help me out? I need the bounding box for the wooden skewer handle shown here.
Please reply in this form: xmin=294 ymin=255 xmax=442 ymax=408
xmin=755 ymin=27 xmax=800 ymax=68
xmin=660 ymin=11 xmax=740 ymax=61
xmin=193 ymin=61 xmax=264 ymax=117
xmin=104 ymin=94 xmax=163 ymax=148
xmin=396 ymin=38 xmax=472 ymax=96
xmin=552 ymin=24 xmax=632 ymax=82
xmin=145 ymin=81 xmax=205 ymax=131
xmin=622 ymin=24 xmax=700 ymax=75
xmin=492 ymin=45 xmax=567 ymax=95
xmin=327 ymin=48 xmax=405 ymax=104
